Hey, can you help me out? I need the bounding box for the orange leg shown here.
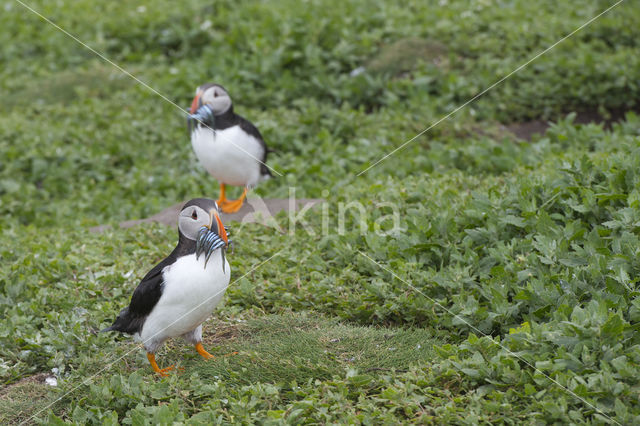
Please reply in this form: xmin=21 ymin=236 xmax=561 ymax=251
xmin=195 ymin=342 xmax=214 ymax=360
xmin=216 ymin=183 xmax=227 ymax=207
xmin=194 ymin=342 xmax=238 ymax=360
xmin=147 ymin=353 xmax=174 ymax=377
xmin=219 ymin=187 xmax=247 ymax=213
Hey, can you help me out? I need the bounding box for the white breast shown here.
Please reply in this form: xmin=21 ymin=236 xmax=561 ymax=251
xmin=138 ymin=251 xmax=230 ymax=350
xmin=191 ymin=126 xmax=266 ymax=187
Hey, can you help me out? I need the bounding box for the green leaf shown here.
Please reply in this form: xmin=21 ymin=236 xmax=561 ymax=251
xmin=601 ymin=314 xmax=624 ymax=338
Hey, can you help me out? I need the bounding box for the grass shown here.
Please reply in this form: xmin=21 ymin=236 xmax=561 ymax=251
xmin=140 ymin=313 xmax=439 ymax=386
xmin=0 ymin=374 xmax=57 ymax=425
xmin=0 ymin=65 xmax=133 ymax=113
xmin=2 ymin=0 xmax=640 ymax=423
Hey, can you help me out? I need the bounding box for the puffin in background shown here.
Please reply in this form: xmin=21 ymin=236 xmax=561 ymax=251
xmin=188 ymin=83 xmax=272 ymax=213
xmin=102 ymin=198 xmax=231 ymax=376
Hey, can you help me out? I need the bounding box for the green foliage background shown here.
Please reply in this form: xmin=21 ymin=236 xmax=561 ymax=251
xmin=1 ymin=0 xmax=639 ymax=423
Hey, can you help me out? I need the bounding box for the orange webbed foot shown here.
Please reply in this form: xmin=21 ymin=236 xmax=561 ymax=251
xmin=219 ymin=198 xmax=245 ymax=213
xmin=147 ymin=353 xmax=181 ymax=377
xmin=195 ymin=342 xmax=215 ymax=360
xmin=157 ymin=365 xmax=175 ymax=377
xmin=217 ymin=187 xmax=247 ymax=214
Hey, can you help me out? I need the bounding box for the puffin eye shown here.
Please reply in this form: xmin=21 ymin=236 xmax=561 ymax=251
xmin=191 ymin=210 xmax=198 ymax=220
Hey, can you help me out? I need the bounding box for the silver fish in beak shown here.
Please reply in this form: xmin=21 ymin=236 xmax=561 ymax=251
xmin=187 ymin=104 xmax=216 ymax=134
xmin=195 ymin=225 xmax=230 ymax=272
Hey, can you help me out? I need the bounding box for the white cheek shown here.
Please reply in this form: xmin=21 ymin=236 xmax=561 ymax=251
xmin=178 ymin=217 xmax=201 ymax=240
xmin=188 ymin=222 xmax=201 ymax=239
xmin=212 ymin=99 xmax=231 ymax=114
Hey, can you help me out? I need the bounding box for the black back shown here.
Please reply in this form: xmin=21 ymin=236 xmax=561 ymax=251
xmin=101 ymin=232 xmax=196 ymax=335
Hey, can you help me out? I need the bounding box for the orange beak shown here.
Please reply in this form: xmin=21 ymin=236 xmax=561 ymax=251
xmin=210 ymin=209 xmax=228 ymax=244
xmin=190 ymin=92 xmax=201 ymax=114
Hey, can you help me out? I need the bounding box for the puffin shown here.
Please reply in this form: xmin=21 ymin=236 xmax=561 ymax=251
xmin=102 ymin=198 xmax=231 ymax=376
xmin=188 ymin=83 xmax=272 ymax=213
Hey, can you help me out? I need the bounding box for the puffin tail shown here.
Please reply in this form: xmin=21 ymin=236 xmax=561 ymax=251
xmin=100 ymin=307 xmax=139 ymax=334
xmin=260 ymin=163 xmax=273 ymax=180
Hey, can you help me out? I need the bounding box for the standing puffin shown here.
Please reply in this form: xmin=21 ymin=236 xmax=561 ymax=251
xmin=188 ymin=83 xmax=272 ymax=213
xmin=102 ymin=198 xmax=231 ymax=376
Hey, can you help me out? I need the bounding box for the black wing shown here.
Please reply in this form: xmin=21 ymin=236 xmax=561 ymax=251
xmin=237 ymin=115 xmax=272 ymax=177
xmin=101 ymin=258 xmax=171 ymax=335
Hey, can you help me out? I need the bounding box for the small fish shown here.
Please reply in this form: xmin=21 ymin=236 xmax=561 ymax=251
xmin=187 ymin=104 xmax=215 ymax=133
xmin=195 ymin=226 xmax=231 ymax=272
xmin=195 ymin=226 xmax=208 ymax=256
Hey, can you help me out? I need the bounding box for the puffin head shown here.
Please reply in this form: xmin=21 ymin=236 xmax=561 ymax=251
xmin=190 ymin=83 xmax=232 ymax=115
xmin=178 ymin=198 xmax=228 ymax=244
